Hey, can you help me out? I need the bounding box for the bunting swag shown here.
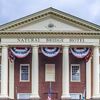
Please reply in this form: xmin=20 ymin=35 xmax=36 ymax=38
xmin=70 ymin=48 xmax=90 ymax=58
xmin=41 ymin=47 xmax=60 ymax=57
xmin=10 ymin=47 xmax=31 ymax=58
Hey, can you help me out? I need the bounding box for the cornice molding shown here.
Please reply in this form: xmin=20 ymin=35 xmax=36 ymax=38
xmin=0 ymin=31 xmax=100 ymax=38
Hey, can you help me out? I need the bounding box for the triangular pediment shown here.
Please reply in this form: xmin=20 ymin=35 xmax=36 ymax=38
xmin=14 ymin=17 xmax=84 ymax=31
xmin=0 ymin=7 xmax=100 ymax=31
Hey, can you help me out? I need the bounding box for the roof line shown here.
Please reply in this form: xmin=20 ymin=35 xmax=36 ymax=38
xmin=0 ymin=7 xmax=100 ymax=31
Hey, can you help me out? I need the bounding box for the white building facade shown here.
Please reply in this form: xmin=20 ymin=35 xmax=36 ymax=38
xmin=0 ymin=8 xmax=100 ymax=100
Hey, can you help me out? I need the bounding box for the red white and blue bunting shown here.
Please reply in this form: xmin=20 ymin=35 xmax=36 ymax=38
xmin=41 ymin=47 xmax=60 ymax=57
xmin=10 ymin=47 xmax=31 ymax=58
xmin=70 ymin=48 xmax=90 ymax=58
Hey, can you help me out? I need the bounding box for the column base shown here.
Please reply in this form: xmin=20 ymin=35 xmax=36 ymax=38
xmin=30 ymin=94 xmax=40 ymax=100
xmin=86 ymin=97 xmax=92 ymax=99
xmin=0 ymin=95 xmax=8 ymax=99
xmin=92 ymin=95 xmax=100 ymax=99
xmin=8 ymin=97 xmax=14 ymax=100
xmin=61 ymin=94 xmax=71 ymax=100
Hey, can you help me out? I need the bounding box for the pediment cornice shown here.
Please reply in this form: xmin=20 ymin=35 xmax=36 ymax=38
xmin=0 ymin=8 xmax=100 ymax=31
xmin=0 ymin=31 xmax=100 ymax=38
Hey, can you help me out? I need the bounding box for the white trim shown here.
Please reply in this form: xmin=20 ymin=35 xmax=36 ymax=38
xmin=20 ymin=64 xmax=30 ymax=82
xmin=71 ymin=64 xmax=81 ymax=82
xmin=1 ymin=38 xmax=100 ymax=46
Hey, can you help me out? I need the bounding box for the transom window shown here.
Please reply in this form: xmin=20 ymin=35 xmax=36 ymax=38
xmin=20 ymin=64 xmax=30 ymax=82
xmin=71 ymin=64 xmax=80 ymax=82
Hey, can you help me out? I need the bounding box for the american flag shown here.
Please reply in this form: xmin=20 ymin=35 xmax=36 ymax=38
xmin=47 ymin=95 xmax=51 ymax=100
xmin=47 ymin=90 xmax=51 ymax=100
xmin=47 ymin=83 xmax=52 ymax=100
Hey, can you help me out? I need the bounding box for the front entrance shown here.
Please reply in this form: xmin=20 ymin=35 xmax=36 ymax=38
xmin=39 ymin=51 xmax=62 ymax=100
xmin=13 ymin=46 xmax=86 ymax=99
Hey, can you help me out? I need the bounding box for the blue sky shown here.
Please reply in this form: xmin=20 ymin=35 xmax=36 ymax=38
xmin=0 ymin=0 xmax=100 ymax=25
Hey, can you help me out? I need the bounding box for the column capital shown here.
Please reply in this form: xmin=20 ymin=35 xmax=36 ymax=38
xmin=1 ymin=45 xmax=8 ymax=47
xmin=62 ymin=45 xmax=70 ymax=47
xmin=93 ymin=45 xmax=100 ymax=48
xmin=31 ymin=45 xmax=39 ymax=48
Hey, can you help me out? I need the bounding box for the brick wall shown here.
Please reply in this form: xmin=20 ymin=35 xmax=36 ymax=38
xmin=14 ymin=52 xmax=86 ymax=99
xmin=69 ymin=53 xmax=86 ymax=94
xmin=14 ymin=53 xmax=32 ymax=98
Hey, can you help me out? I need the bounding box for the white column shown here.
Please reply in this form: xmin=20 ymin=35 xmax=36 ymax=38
xmin=30 ymin=45 xmax=40 ymax=99
xmin=0 ymin=45 xmax=8 ymax=98
xmin=92 ymin=46 xmax=100 ymax=98
xmin=9 ymin=60 xmax=14 ymax=99
xmin=61 ymin=46 xmax=70 ymax=99
xmin=86 ymin=58 xmax=91 ymax=99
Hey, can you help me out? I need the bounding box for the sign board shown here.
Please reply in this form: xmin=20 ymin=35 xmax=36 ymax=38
xmin=1 ymin=38 xmax=100 ymax=46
